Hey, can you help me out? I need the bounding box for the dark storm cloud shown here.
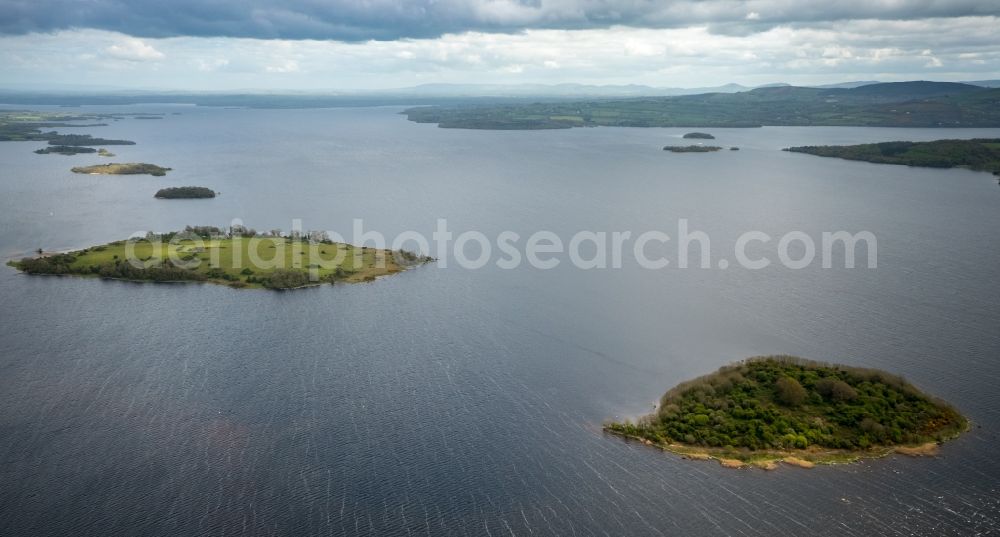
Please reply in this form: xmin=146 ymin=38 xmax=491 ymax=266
xmin=1 ymin=0 xmax=998 ymax=41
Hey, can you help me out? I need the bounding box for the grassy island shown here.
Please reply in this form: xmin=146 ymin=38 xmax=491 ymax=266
xmin=98 ymin=148 xmax=114 ymax=157
xmin=35 ymin=145 xmax=97 ymax=155
xmin=605 ymin=356 xmax=967 ymax=469
xmin=8 ymin=226 xmax=434 ymax=290
xmin=663 ymin=145 xmax=722 ymax=153
xmin=785 ymin=138 xmax=1000 ymax=175
xmin=683 ymin=132 xmax=715 ymax=139
xmin=71 ymin=163 xmax=172 ymax=176
xmin=155 ymin=186 xmax=216 ymax=199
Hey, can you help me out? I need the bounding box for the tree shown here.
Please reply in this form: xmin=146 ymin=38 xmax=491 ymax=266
xmin=816 ymin=378 xmax=858 ymax=402
xmin=775 ymin=377 xmax=807 ymax=406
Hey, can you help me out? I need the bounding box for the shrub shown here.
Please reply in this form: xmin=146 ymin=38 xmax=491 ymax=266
xmin=816 ymin=378 xmax=858 ymax=402
xmin=774 ymin=376 xmax=807 ymax=406
xmin=264 ymin=269 xmax=310 ymax=289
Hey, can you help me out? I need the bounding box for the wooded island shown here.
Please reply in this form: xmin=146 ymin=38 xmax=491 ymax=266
xmin=606 ymin=356 xmax=967 ymax=469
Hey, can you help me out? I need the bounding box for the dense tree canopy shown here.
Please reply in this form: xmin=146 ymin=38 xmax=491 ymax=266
xmin=608 ymin=356 xmax=966 ymax=452
xmin=154 ymin=186 xmax=216 ymax=199
xmin=785 ymin=138 xmax=1000 ymax=174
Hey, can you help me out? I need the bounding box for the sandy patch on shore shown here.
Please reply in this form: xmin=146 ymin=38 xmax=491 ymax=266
xmin=782 ymin=457 xmax=815 ymax=468
xmin=895 ymin=442 xmax=939 ymax=456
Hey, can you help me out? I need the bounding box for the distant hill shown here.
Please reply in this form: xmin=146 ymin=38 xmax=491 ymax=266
xmin=965 ymin=79 xmax=1000 ymax=88
xmin=837 ymin=81 xmax=983 ymax=100
xmin=745 ymin=81 xmax=984 ymax=102
xmin=375 ymin=82 xmax=760 ymax=97
xmin=0 ymin=80 xmax=996 ymax=111
xmin=404 ymin=82 xmax=1000 ymax=129
xmin=810 ymin=81 xmax=881 ymax=89
xmin=0 ymin=82 xmax=758 ymax=102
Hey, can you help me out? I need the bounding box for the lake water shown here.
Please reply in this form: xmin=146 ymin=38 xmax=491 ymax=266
xmin=1 ymin=106 xmax=999 ymax=536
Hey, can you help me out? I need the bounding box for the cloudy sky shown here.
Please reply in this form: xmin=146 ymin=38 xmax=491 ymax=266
xmin=1 ymin=0 xmax=998 ymax=90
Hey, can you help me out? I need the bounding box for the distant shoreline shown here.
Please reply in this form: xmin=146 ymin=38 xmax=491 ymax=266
xmin=403 ymin=82 xmax=1000 ymax=130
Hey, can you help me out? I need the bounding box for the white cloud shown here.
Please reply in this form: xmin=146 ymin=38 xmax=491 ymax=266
xmin=196 ymin=58 xmax=230 ymax=71
xmin=3 ymin=0 xmax=998 ymax=42
xmin=1 ymin=17 xmax=998 ymax=90
xmin=105 ymin=37 xmax=164 ymax=61
xmin=265 ymin=59 xmax=300 ymax=73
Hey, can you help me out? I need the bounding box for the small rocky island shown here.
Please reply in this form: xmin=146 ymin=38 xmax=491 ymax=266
xmin=35 ymin=145 xmax=98 ymax=155
xmin=71 ymin=163 xmax=172 ymax=176
xmin=155 ymin=186 xmax=216 ymax=199
xmin=606 ymin=356 xmax=967 ymax=469
xmin=663 ymin=145 xmax=722 ymax=153
xmin=683 ymin=132 xmax=715 ymax=139
xmin=8 ymin=226 xmax=434 ymax=290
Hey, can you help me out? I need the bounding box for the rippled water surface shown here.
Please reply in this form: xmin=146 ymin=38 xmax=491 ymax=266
xmin=1 ymin=106 xmax=999 ymax=535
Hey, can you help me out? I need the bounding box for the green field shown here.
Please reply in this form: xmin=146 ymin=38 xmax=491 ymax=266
xmin=10 ymin=234 xmax=432 ymax=289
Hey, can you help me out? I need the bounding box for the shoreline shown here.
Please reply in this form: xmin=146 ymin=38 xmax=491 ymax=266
xmin=5 ymin=259 xmax=430 ymax=290
xmin=603 ymin=426 xmax=965 ymax=470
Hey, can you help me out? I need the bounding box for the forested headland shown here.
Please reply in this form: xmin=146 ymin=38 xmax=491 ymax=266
xmin=785 ymin=139 xmax=1000 ymax=175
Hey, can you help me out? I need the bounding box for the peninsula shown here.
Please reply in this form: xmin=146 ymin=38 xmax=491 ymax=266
xmin=8 ymin=226 xmax=433 ymax=290
xmin=785 ymin=138 xmax=1000 ymax=175
xmin=35 ymin=145 xmax=97 ymax=155
xmin=0 ymin=110 xmax=136 ymax=145
xmin=45 ymin=134 xmax=135 ymax=146
xmin=71 ymin=163 xmax=172 ymax=176
xmin=605 ymin=356 xmax=967 ymax=469
xmin=154 ymin=186 xmax=216 ymax=199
